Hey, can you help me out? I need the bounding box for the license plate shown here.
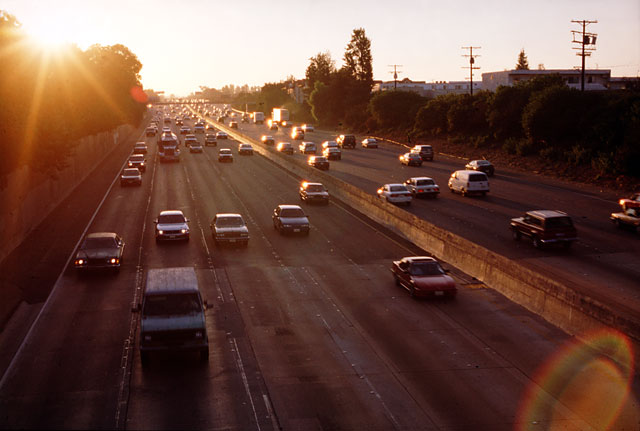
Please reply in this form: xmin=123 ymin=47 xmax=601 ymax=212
xmin=229 ymin=239 xmax=236 ymax=243
xmin=435 ymin=291 xmax=444 ymax=296
xmin=293 ymin=228 xmax=300 ymax=232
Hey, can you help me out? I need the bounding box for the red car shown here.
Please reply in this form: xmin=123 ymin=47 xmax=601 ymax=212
xmin=619 ymin=192 xmax=640 ymax=210
xmin=391 ymin=256 xmax=457 ymax=298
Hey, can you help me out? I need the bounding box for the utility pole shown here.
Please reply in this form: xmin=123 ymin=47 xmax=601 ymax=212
xmin=571 ymin=20 xmax=598 ymax=92
xmin=461 ymin=46 xmax=481 ymax=95
xmin=388 ymin=64 xmax=403 ymax=89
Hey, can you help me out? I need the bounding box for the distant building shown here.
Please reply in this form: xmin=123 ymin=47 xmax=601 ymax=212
xmin=372 ymin=77 xmax=481 ymax=97
xmin=481 ymin=69 xmax=612 ymax=92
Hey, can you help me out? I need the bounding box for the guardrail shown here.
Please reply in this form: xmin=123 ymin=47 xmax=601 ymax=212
xmin=211 ymin=118 xmax=640 ymax=346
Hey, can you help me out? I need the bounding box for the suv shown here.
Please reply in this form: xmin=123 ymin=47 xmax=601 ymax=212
xmin=337 ymin=134 xmax=356 ymax=149
xmin=411 ymin=145 xmax=434 ymax=161
xmin=137 ymin=267 xmax=209 ymax=365
xmin=510 ymin=210 xmax=577 ymax=249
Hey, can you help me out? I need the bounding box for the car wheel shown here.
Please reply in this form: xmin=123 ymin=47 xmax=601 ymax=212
xmin=410 ymin=286 xmax=417 ymax=298
xmin=481 ymin=191 xmax=487 ymax=196
xmin=200 ymin=347 xmax=209 ymax=363
xmin=533 ymin=236 xmax=542 ymax=249
xmin=512 ymin=229 xmax=521 ymax=241
xmin=461 ymin=189 xmax=467 ymax=197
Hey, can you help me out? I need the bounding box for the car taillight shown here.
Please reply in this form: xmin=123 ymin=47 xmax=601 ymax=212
xmin=434 ymin=187 xmax=439 ymax=191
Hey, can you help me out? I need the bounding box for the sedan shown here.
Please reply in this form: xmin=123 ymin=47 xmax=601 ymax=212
xmin=301 ymin=124 xmax=315 ymax=133
xmin=189 ymin=141 xmax=203 ymax=153
xmin=184 ymin=134 xmax=198 ymax=147
xmin=299 ymin=141 xmax=316 ymax=154
xmin=127 ymin=154 xmax=146 ymax=172
xmin=133 ymin=142 xmax=148 ymax=154
xmin=238 ymin=143 xmax=254 ymax=155
xmin=229 ymin=121 xmax=239 ymax=129
xmin=216 ymin=131 xmax=228 ymax=140
xmin=154 ymin=210 xmax=190 ymax=242
xmin=465 ymin=159 xmax=495 ymax=176
xmin=377 ymin=183 xmax=412 ymax=205
xmin=261 ymin=135 xmax=275 ymax=145
xmin=399 ymin=152 xmax=423 ymax=167
xmin=277 ymin=142 xmax=293 ymax=154
xmin=299 ymin=181 xmax=329 ymax=204
xmin=218 ymin=148 xmax=234 ymax=162
xmin=308 ymin=155 xmax=329 ymax=170
xmin=120 ymin=168 xmax=142 ymax=186
xmin=211 ymin=213 xmax=249 ymax=246
xmin=204 ymin=134 xmax=217 ymax=146
xmin=391 ymin=256 xmax=457 ymax=298
xmin=362 ymin=138 xmax=378 ymax=148
xmin=322 ymin=147 xmax=341 ymax=160
xmin=404 ymin=177 xmax=439 ymax=198
xmin=180 ymin=126 xmax=191 ymax=135
xmin=272 ymin=205 xmax=310 ymax=235
xmin=74 ymin=232 xmax=124 ymax=272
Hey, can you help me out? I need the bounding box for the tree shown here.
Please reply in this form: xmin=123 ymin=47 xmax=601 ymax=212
xmin=369 ymin=90 xmax=427 ymax=130
xmin=516 ymin=49 xmax=530 ymax=70
xmin=305 ymin=51 xmax=335 ymax=90
xmin=343 ymin=28 xmax=373 ymax=87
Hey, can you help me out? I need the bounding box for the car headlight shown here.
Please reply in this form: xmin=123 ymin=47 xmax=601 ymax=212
xmin=158 ymin=230 xmax=164 ymax=235
xmin=110 ymin=258 xmax=119 ymax=264
xmin=75 ymin=259 xmax=85 ymax=266
xmin=181 ymin=229 xmax=187 ymax=234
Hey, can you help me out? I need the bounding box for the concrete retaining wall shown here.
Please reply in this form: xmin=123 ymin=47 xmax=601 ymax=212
xmin=222 ymin=124 xmax=640 ymax=343
xmin=0 ymin=125 xmax=133 ymax=264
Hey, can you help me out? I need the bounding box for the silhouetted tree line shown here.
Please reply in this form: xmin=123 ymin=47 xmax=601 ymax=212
xmin=0 ymin=11 xmax=147 ymax=186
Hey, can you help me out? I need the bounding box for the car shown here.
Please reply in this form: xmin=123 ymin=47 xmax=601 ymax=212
xmin=217 ymin=116 xmax=225 ymax=123
xmin=448 ymin=170 xmax=489 ymax=196
xmin=277 ymin=142 xmax=293 ymax=154
xmin=410 ymin=144 xmax=434 ymax=161
xmin=404 ymin=177 xmax=439 ymax=198
xmin=272 ymin=204 xmax=310 ymax=235
xmin=377 ymin=183 xmax=412 ymax=205
xmin=362 ymin=138 xmax=378 ymax=148
xmin=218 ymin=148 xmax=234 ymax=162
xmin=399 ymin=152 xmax=423 ymax=166
xmin=268 ymin=121 xmax=278 ymax=131
xmin=74 ymin=232 xmax=125 ymax=272
xmin=175 ymin=118 xmax=184 ymax=126
xmin=180 ymin=126 xmax=191 ymax=135
xmin=308 ymin=155 xmax=329 ymax=170
xmin=133 ymin=142 xmax=148 ymax=154
xmin=465 ymin=159 xmax=495 ymax=176
xmin=162 ymin=126 xmax=171 ymax=134
xmin=127 ymin=154 xmax=146 ymax=172
xmin=145 ymin=127 xmax=157 ymax=137
xmin=261 ymin=135 xmax=275 ymax=145
xmin=299 ymin=141 xmax=316 ymax=154
xmin=619 ymin=192 xmax=640 ymax=211
xmin=337 ymin=134 xmax=356 ymax=149
xmin=194 ymin=124 xmax=205 ymax=134
xmin=321 ymin=140 xmax=338 ymax=150
xmin=216 ymin=131 xmax=228 ymax=140
xmin=189 ymin=141 xmax=203 ymax=153
xmin=204 ymin=134 xmax=217 ymax=146
xmin=183 ymin=115 xmax=191 ymax=120
xmin=291 ymin=127 xmax=305 ymax=140
xmin=510 ymin=210 xmax=577 ymax=249
xmin=120 ymin=168 xmax=142 ymax=186
xmin=322 ymin=147 xmax=342 ymax=160
xmin=206 ymin=123 xmax=217 ymax=131
xmin=229 ymin=121 xmax=238 ymax=129
xmin=301 ymin=124 xmax=315 ymax=133
xmin=391 ymin=256 xmax=457 ymax=298
xmin=238 ymin=143 xmax=254 ymax=155
xmin=299 ymin=181 xmax=329 ymax=204
xmin=611 ymin=208 xmax=640 ymax=231
xmin=184 ymin=134 xmax=198 ymax=147
xmin=210 ymin=213 xmax=250 ymax=246
xmin=154 ymin=210 xmax=190 ymax=242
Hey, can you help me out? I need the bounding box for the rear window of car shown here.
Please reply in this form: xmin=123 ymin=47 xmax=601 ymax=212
xmin=545 ymin=217 xmax=573 ymax=228
xmin=390 ymin=186 xmax=408 ymax=192
xmin=416 ymin=179 xmax=435 ymax=186
xmin=468 ymin=173 xmax=488 ymax=182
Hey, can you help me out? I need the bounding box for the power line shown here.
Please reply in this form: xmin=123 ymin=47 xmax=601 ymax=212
xmin=571 ymin=19 xmax=598 ymax=91
xmin=461 ymin=46 xmax=481 ymax=96
xmin=388 ymin=64 xmax=403 ymax=89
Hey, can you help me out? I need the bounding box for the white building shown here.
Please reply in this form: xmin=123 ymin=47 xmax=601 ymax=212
xmin=373 ymin=78 xmax=481 ymax=97
xmin=481 ymin=69 xmax=611 ymax=92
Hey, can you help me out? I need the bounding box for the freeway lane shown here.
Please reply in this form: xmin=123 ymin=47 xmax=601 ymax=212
xmin=1 ymin=110 xmax=638 ymax=429
xmin=226 ymin=117 xmax=640 ymax=319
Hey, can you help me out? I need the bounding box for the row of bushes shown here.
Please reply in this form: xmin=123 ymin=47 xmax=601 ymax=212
xmin=0 ymin=11 xmax=147 ymax=187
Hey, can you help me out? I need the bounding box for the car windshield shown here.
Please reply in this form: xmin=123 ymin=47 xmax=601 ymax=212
xmin=143 ymin=293 xmax=201 ymax=316
xmin=83 ymin=237 xmax=117 ymax=249
xmin=280 ymin=208 xmax=305 ymax=218
xmin=390 ymin=186 xmax=407 ymax=192
xmin=409 ymin=261 xmax=444 ymax=276
xmin=307 ymin=185 xmax=325 ymax=192
xmin=416 ymin=179 xmax=435 ymax=186
xmin=545 ymin=217 xmax=573 ymax=228
xmin=477 ymin=160 xmax=491 ymax=165
xmin=130 ymin=155 xmax=144 ymax=161
xmin=216 ymin=217 xmax=244 ymax=227
xmin=158 ymin=214 xmax=185 ymax=224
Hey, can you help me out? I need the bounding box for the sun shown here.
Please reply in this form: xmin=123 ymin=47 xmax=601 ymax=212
xmin=22 ymin=14 xmax=93 ymax=51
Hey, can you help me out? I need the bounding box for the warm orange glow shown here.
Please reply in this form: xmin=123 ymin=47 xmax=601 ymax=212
xmin=130 ymin=86 xmax=148 ymax=104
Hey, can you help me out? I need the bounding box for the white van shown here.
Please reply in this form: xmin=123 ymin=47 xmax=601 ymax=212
xmin=448 ymin=170 xmax=489 ymax=196
xmin=137 ymin=267 xmax=209 ymax=365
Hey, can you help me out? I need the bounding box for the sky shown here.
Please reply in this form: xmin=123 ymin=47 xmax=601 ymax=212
xmin=3 ymin=0 xmax=639 ymax=96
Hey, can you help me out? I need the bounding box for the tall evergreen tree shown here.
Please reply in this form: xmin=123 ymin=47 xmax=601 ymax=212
xmin=343 ymin=28 xmax=373 ymax=87
xmin=516 ymin=49 xmax=530 ymax=70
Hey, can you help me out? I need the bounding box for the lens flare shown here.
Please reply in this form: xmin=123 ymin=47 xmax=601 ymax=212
xmin=130 ymin=86 xmax=148 ymax=104
xmin=516 ymin=329 xmax=637 ymax=430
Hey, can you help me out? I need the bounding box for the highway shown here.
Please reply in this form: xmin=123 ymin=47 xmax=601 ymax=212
xmin=0 ymin=108 xmax=638 ymax=430
xmin=226 ymin=115 xmax=640 ymax=321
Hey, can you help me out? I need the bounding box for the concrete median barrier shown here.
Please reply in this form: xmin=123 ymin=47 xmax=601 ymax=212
xmin=221 ymin=123 xmax=640 ymax=344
